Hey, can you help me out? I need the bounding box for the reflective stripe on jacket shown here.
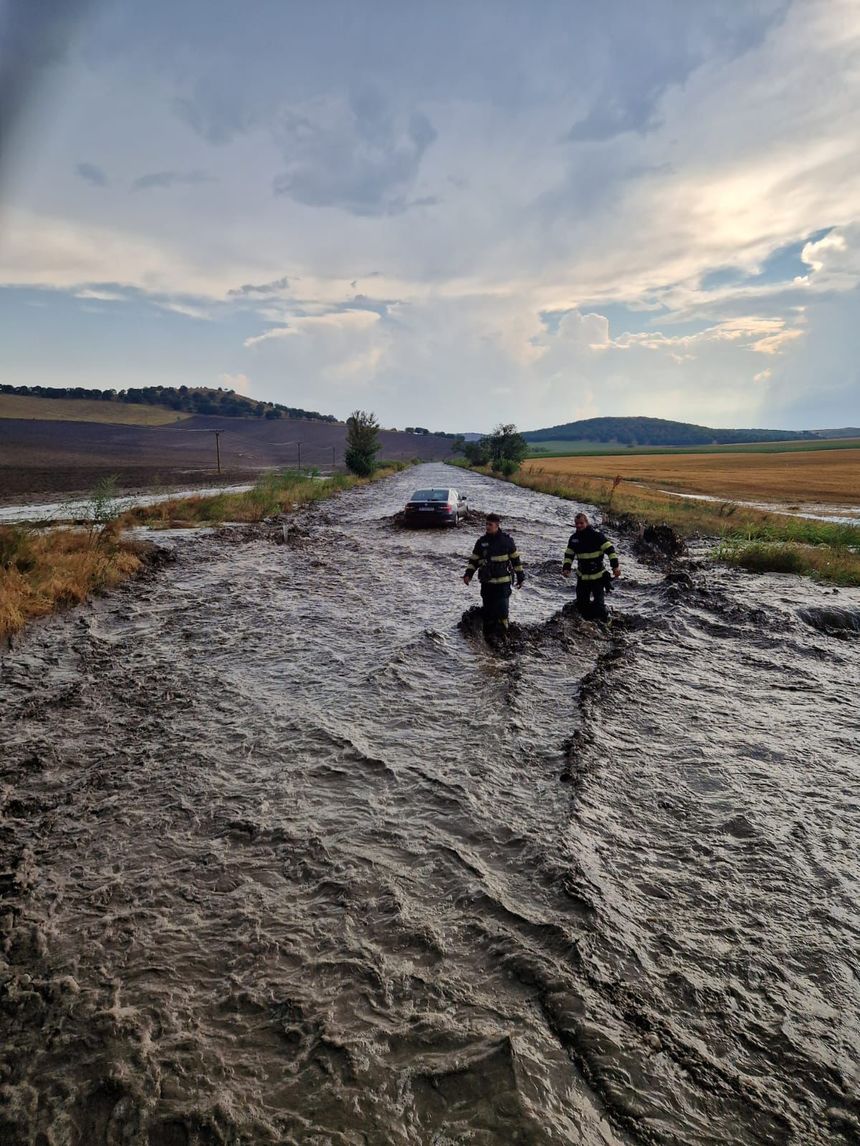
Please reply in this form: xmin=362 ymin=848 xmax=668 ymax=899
xmin=465 ymin=530 xmax=525 ymax=586
xmin=562 ymin=526 xmax=619 ymax=581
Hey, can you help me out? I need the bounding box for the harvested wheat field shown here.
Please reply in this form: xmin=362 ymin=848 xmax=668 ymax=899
xmin=523 ymin=446 xmax=860 ymax=504
xmin=0 ymin=394 xmax=192 ymax=425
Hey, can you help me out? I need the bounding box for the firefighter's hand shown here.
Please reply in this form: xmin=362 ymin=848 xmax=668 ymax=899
xmin=613 ymin=567 xmax=621 ymax=579
xmin=463 ymin=575 xmax=471 ymax=586
xmin=562 ymin=569 xmax=571 ymax=578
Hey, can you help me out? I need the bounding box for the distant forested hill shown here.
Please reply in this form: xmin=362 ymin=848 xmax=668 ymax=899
xmin=523 ymin=416 xmax=819 ymax=446
xmin=814 ymin=427 xmax=860 ymax=439
xmin=0 ymin=384 xmax=337 ymax=423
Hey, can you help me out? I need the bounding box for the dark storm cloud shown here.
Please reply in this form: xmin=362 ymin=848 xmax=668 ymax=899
xmin=227 ymin=275 xmax=291 ymax=297
xmin=130 ymin=169 xmax=217 ymax=192
xmin=172 ymin=87 xmax=257 ymax=146
xmin=272 ymin=92 xmax=437 ymax=216
xmin=565 ymin=0 xmax=788 ymax=143
xmin=75 ymin=160 xmax=108 ymax=186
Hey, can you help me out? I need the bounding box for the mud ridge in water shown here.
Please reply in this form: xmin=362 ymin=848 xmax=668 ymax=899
xmin=796 ymin=604 xmax=860 ymax=637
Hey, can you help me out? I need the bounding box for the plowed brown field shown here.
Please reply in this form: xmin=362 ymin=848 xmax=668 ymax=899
xmin=0 ymin=414 xmax=454 ymax=500
xmin=523 ymin=448 xmax=860 ymax=504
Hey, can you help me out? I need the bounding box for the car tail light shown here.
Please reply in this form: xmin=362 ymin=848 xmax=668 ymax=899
xmin=443 ymin=503 xmax=452 ymax=511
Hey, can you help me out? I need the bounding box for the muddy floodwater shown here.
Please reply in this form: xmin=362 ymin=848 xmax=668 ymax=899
xmin=1 ymin=463 xmax=858 ymax=1145
xmin=0 ymin=485 xmax=256 ymax=525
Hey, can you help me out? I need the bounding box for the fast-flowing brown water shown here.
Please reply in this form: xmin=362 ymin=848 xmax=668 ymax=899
xmin=1 ymin=464 xmax=858 ymax=1145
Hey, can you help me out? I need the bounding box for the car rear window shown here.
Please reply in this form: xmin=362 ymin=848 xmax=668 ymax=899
xmin=409 ymin=489 xmax=450 ymax=501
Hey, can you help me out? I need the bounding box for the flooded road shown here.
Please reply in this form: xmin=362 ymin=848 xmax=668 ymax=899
xmin=0 ymin=484 xmax=256 ymax=525
xmin=1 ymin=463 xmax=858 ymax=1145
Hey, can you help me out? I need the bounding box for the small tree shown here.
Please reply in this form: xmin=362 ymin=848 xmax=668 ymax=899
xmin=450 ymin=434 xmax=466 ymax=455
xmin=486 ymin=423 xmax=528 ymax=473
xmin=345 ymin=409 xmax=381 ymax=476
xmin=463 ymin=439 xmax=490 ymax=466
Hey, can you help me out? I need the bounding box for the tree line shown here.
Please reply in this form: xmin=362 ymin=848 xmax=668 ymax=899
xmin=343 ymin=414 xmax=528 ymax=478
xmin=452 ymin=423 xmax=528 ymax=475
xmin=0 ymin=383 xmax=338 ymax=423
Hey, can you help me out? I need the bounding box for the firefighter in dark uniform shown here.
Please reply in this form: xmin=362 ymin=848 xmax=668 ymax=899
xmin=562 ymin=511 xmax=620 ymax=622
xmin=463 ymin=513 xmax=525 ymax=641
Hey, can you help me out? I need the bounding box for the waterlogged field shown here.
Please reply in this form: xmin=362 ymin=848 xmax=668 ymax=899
xmin=523 ymin=447 xmax=860 ymax=504
xmin=0 ymin=394 xmax=191 ymax=425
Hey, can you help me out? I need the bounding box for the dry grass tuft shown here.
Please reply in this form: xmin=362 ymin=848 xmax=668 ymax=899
xmin=0 ymin=525 xmax=143 ymax=641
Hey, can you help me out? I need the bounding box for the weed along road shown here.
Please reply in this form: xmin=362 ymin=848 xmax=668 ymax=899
xmin=1 ymin=463 xmax=858 ymax=1145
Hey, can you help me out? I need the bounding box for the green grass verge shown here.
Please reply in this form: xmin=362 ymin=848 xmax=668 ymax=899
xmin=119 ymin=463 xmax=411 ymax=528
xmin=718 ymin=542 xmax=860 ymax=586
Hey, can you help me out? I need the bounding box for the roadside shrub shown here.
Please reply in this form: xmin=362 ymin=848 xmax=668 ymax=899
xmin=344 ymin=446 xmax=376 ymax=476
xmin=196 ymin=494 xmax=228 ymax=522
xmin=345 ymin=410 xmax=380 ymax=475
xmin=462 ymin=440 xmax=490 ymax=466
xmin=0 ymin=525 xmax=36 ymax=573
xmin=83 ymin=475 xmax=125 ymax=537
xmin=730 ymin=543 xmax=806 ymax=575
xmin=486 ymin=423 xmax=528 ymax=470
xmin=494 ymin=458 xmax=520 ymax=477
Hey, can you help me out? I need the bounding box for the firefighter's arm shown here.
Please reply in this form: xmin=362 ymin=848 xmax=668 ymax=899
xmin=601 ymin=537 xmax=621 ymax=577
xmin=463 ymin=543 xmax=482 ymax=585
xmin=562 ymin=534 xmax=575 ymax=577
xmin=509 ymin=538 xmax=525 ymax=588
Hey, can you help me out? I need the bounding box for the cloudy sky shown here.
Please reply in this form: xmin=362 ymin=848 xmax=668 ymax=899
xmin=1 ymin=0 xmax=858 ymax=432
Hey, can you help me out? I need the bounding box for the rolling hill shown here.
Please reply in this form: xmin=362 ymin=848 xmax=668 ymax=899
xmin=523 ymin=416 xmax=820 ymax=447
xmin=0 ymin=384 xmax=337 ymax=423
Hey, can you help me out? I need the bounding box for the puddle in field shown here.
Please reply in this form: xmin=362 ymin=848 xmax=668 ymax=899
xmin=654 ymin=487 xmax=860 ymax=527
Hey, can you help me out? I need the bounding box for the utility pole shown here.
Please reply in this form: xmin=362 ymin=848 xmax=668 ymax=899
xmin=183 ymin=427 xmax=225 ymax=476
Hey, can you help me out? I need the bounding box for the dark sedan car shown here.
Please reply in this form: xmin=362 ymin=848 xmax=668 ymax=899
xmin=402 ymin=487 xmax=468 ymax=526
